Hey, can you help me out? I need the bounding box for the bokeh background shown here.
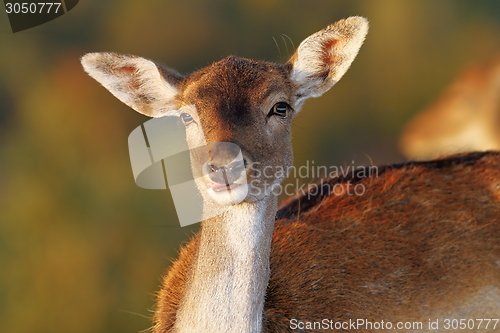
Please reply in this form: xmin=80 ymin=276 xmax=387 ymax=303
xmin=1 ymin=1 xmax=499 ymax=332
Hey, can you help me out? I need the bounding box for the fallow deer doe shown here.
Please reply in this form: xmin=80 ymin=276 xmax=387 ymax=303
xmin=81 ymin=17 xmax=500 ymax=333
xmin=400 ymin=55 xmax=500 ymax=160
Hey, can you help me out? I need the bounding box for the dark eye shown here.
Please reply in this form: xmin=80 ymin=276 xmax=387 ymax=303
xmin=269 ymin=102 xmax=291 ymax=118
xmin=180 ymin=113 xmax=193 ymax=124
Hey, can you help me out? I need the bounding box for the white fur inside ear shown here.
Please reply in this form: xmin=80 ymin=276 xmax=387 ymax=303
xmin=81 ymin=52 xmax=181 ymax=117
xmin=290 ymin=16 xmax=369 ymax=104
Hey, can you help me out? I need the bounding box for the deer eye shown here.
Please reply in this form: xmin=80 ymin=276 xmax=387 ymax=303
xmin=269 ymin=102 xmax=291 ymax=118
xmin=180 ymin=113 xmax=193 ymax=124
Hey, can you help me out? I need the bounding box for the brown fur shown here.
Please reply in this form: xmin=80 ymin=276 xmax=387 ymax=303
xmin=154 ymin=151 xmax=500 ymax=332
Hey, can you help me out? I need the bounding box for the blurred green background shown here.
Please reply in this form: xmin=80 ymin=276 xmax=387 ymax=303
xmin=1 ymin=1 xmax=499 ymax=332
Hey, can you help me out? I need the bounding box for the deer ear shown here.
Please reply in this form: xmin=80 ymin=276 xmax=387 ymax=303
xmin=81 ymin=52 xmax=184 ymax=118
xmin=289 ymin=16 xmax=368 ymax=106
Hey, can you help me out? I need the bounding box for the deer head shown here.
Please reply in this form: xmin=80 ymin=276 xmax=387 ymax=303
xmin=81 ymin=17 xmax=368 ymax=214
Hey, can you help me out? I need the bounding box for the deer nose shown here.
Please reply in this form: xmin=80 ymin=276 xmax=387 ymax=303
xmin=204 ymin=142 xmax=249 ymax=185
xmin=207 ymin=159 xmax=246 ymax=184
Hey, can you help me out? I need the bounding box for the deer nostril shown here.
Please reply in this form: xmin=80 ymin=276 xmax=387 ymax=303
xmin=228 ymin=160 xmax=245 ymax=176
xmin=208 ymin=166 xmax=229 ymax=184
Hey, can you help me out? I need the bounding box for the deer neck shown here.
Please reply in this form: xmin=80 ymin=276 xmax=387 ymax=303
xmin=174 ymin=195 xmax=278 ymax=333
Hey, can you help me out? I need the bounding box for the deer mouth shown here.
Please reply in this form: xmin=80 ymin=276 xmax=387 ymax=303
xmin=204 ymin=179 xmax=248 ymax=205
xmin=207 ymin=181 xmax=241 ymax=192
